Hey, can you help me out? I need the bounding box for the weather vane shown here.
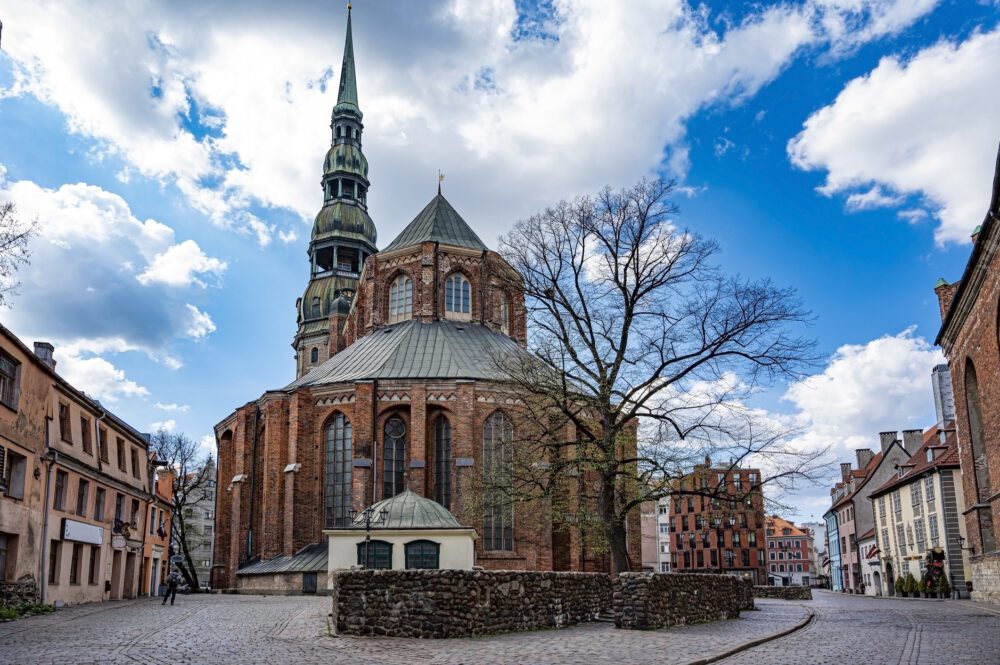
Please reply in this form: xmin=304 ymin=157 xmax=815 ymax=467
xmin=438 ymin=170 xmax=445 ymax=194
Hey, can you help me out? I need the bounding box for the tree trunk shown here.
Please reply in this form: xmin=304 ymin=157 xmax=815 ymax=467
xmin=597 ymin=473 xmax=631 ymax=575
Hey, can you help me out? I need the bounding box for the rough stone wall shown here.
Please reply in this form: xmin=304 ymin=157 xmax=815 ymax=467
xmin=753 ymin=585 xmax=813 ymax=600
xmin=614 ymin=573 xmax=754 ymax=630
xmin=971 ymin=552 xmax=1000 ymax=604
xmin=0 ymin=577 xmax=38 ymax=608
xmin=332 ymin=570 xmax=612 ymax=637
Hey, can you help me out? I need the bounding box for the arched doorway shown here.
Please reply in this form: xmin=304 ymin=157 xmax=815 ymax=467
xmin=873 ymin=571 xmax=882 ymax=596
xmin=885 ymin=562 xmax=895 ymax=596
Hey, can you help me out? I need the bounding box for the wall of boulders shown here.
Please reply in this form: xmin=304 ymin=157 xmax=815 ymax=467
xmin=614 ymin=573 xmax=754 ymax=630
xmin=332 ymin=569 xmax=612 ymax=637
xmin=753 ymin=585 xmax=813 ymax=600
xmin=0 ymin=576 xmax=38 ymax=608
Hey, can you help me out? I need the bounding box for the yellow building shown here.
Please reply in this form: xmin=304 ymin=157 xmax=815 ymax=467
xmin=870 ymin=424 xmax=971 ymax=598
xmin=1 ymin=324 xmax=160 ymax=606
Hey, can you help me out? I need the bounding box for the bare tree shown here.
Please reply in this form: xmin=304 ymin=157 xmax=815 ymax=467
xmin=150 ymin=429 xmax=213 ymax=591
xmin=0 ymin=201 xmax=38 ymax=307
xmin=494 ymin=178 xmax=828 ymax=574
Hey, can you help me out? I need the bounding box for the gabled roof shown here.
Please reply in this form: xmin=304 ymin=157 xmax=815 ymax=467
xmin=870 ymin=424 xmax=960 ymax=497
xmin=766 ymin=515 xmax=809 ymax=539
xmin=382 ymin=193 xmax=487 ymax=252
xmin=285 ymin=319 xmax=522 ymax=390
xmin=831 ymin=450 xmax=883 ymax=510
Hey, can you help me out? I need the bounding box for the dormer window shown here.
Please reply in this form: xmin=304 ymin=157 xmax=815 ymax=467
xmin=311 ymin=297 xmax=321 ymax=318
xmin=445 ymin=274 xmax=471 ymax=320
xmin=388 ymin=274 xmax=413 ymax=323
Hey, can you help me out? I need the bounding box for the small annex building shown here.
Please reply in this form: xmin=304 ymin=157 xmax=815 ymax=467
xmin=327 ymin=490 xmax=476 ymax=572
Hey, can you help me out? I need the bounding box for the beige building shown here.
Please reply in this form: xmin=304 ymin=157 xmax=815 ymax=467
xmin=0 ymin=324 xmax=159 ymax=606
xmin=870 ymin=424 xmax=971 ymax=598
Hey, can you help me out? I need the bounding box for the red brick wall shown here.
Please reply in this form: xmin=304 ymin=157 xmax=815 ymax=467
xmin=939 ymin=225 xmax=1000 ymax=561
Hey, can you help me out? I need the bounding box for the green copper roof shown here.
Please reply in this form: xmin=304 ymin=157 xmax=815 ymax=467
xmin=286 ymin=319 xmax=523 ymax=389
xmin=357 ymin=490 xmax=461 ymax=529
xmin=334 ymin=8 xmax=361 ymax=119
xmin=312 ymin=202 xmax=377 ymax=246
xmin=935 ymin=277 xmax=949 ymax=288
xmin=383 ymin=193 xmax=487 ymax=252
xmin=324 ymin=144 xmax=368 ymax=179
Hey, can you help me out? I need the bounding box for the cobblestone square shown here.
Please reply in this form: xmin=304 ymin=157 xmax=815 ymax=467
xmin=1 ymin=590 xmax=998 ymax=664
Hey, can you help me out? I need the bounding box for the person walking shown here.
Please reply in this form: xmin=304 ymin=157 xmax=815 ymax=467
xmin=162 ymin=569 xmax=181 ymax=606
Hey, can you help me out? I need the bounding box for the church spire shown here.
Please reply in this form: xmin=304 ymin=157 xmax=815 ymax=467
xmin=335 ymin=4 xmax=361 ymax=118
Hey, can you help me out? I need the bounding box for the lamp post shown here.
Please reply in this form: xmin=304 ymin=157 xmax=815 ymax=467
xmin=350 ymin=506 xmax=389 ymax=568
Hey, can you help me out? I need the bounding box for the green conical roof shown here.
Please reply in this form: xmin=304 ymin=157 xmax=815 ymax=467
xmin=383 ymin=193 xmax=487 ymax=252
xmin=334 ymin=7 xmax=361 ymax=119
xmin=356 ymin=489 xmax=461 ymax=529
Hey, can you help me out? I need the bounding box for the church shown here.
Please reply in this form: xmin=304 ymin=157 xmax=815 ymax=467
xmin=211 ymin=8 xmax=639 ymax=592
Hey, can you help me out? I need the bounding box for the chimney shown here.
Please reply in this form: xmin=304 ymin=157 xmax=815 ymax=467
xmin=33 ymin=342 xmax=56 ymax=370
xmin=879 ymin=431 xmax=898 ymax=453
xmin=840 ymin=462 xmax=852 ymax=482
xmin=934 ymin=279 xmax=960 ymax=322
xmin=855 ymin=448 xmax=875 ymax=470
xmin=902 ymin=429 xmax=923 ymax=455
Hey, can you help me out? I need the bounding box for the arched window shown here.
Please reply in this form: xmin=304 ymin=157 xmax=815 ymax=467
xmin=499 ymin=296 xmax=510 ymax=334
xmin=434 ymin=417 xmax=452 ymax=509
xmin=405 ymin=540 xmax=440 ymax=569
xmin=324 ymin=413 xmax=352 ymax=528
xmin=310 ymin=347 xmax=319 ymax=364
xmin=311 ymin=297 xmax=321 ymax=318
xmin=483 ymin=411 xmax=514 ymax=551
xmin=388 ymin=274 xmax=413 ymax=323
xmin=965 ymin=359 xmax=996 ymax=553
xmin=445 ymin=273 xmax=471 ymax=318
xmin=382 ymin=417 xmax=406 ymax=499
xmin=356 ymin=540 xmax=392 ymax=569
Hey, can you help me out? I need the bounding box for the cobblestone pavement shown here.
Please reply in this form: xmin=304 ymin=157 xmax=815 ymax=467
xmin=719 ymin=590 xmax=1000 ymax=665
xmin=0 ymin=590 xmax=995 ymax=664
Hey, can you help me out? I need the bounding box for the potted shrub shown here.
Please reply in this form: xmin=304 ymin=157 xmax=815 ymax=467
xmin=937 ymin=572 xmax=951 ymax=599
xmin=905 ymin=573 xmax=919 ymax=597
xmin=895 ymin=577 xmax=907 ymax=597
xmin=924 ymin=577 xmax=936 ymax=599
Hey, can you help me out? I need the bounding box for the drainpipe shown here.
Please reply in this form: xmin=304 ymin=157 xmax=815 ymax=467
xmin=38 ymin=418 xmax=56 ymax=605
xmin=371 ymin=379 xmax=378 ymax=506
xmin=245 ymin=404 xmax=261 ymax=561
xmin=94 ymin=406 xmax=107 ymax=472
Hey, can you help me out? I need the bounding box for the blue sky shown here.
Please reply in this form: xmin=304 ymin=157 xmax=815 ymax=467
xmin=1 ymin=0 xmax=998 ymax=519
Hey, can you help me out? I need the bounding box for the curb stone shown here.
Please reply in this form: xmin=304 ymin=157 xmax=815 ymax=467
xmin=687 ymin=604 xmax=816 ymax=665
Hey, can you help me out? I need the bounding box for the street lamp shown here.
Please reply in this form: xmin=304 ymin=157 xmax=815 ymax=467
xmin=349 ymin=506 xmax=389 ymax=568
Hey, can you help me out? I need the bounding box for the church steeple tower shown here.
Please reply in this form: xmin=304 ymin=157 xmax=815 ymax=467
xmin=294 ymin=5 xmax=378 ymax=378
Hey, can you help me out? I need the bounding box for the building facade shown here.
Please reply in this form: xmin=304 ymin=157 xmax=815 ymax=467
xmin=934 ymin=145 xmax=1000 ymax=604
xmin=211 ymin=10 xmax=639 ymax=591
xmin=765 ymin=516 xmax=813 ymax=586
xmin=870 ymin=424 xmax=970 ymax=598
xmin=823 ymin=434 xmax=910 ymax=592
xmin=824 ymin=510 xmax=842 ymax=590
xmin=666 ymin=459 xmax=767 ymax=584
xmin=656 ymin=497 xmax=671 ymax=573
xmin=177 ymin=457 xmax=216 ymax=586
xmin=0 ymin=325 xmax=163 ymax=606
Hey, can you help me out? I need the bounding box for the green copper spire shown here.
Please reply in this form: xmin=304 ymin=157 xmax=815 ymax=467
xmin=334 ymin=5 xmax=361 ymax=118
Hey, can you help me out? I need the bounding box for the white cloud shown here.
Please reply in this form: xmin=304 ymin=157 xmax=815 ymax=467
xmin=0 ymin=171 xmax=222 ymax=391
xmin=183 ymin=304 xmax=217 ymax=339
xmin=149 ymin=419 xmax=177 ymax=432
xmin=154 ymin=402 xmax=190 ymax=412
xmin=782 ymin=328 xmax=943 ymax=456
xmin=199 ymin=434 xmax=217 ymax=459
xmin=138 ymin=240 xmax=227 ymax=288
xmin=0 ymin=0 xmax=941 ymax=248
xmin=844 ymin=185 xmax=904 ymax=211
xmin=789 ymin=27 xmax=1000 ymax=244
xmin=57 ymin=353 xmax=150 ymax=403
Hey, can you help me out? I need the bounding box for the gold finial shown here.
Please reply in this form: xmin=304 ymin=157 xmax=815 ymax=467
xmin=438 ymin=170 xmax=445 ymax=194
xmin=347 ymin=2 xmax=352 ymax=10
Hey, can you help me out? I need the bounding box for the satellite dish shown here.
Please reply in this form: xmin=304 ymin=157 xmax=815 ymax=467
xmin=112 ymin=534 xmax=127 ymax=550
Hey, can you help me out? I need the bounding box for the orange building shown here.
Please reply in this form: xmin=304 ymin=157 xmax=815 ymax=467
xmin=141 ymin=465 xmax=173 ymax=597
xmin=766 ymin=516 xmax=814 ymax=586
